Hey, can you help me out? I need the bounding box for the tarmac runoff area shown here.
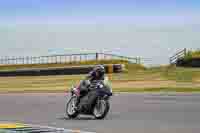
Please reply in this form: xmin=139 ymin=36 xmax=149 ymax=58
xmin=0 ymin=93 xmax=200 ymax=133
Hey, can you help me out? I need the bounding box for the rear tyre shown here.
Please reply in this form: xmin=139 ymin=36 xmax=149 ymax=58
xmin=66 ymin=96 xmax=79 ymax=119
xmin=93 ymin=99 xmax=110 ymax=119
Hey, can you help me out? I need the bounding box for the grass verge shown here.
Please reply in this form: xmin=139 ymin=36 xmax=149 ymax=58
xmin=0 ymin=62 xmax=199 ymax=93
xmin=113 ymin=87 xmax=200 ymax=92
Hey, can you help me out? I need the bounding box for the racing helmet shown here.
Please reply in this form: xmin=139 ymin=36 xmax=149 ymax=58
xmin=93 ymin=65 xmax=105 ymax=78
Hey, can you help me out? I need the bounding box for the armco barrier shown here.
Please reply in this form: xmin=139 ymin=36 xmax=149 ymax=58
xmin=0 ymin=64 xmax=124 ymax=77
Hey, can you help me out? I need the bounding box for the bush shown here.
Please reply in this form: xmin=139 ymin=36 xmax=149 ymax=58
xmin=184 ymin=50 xmax=193 ymax=60
xmin=184 ymin=50 xmax=200 ymax=60
xmin=191 ymin=50 xmax=200 ymax=58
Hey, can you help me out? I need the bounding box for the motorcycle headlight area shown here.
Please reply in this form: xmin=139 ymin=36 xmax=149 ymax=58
xmin=99 ymin=84 xmax=104 ymax=88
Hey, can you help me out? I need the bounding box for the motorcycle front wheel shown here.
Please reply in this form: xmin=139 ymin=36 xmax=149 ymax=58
xmin=93 ymin=98 xmax=110 ymax=119
xmin=66 ymin=96 xmax=79 ymax=119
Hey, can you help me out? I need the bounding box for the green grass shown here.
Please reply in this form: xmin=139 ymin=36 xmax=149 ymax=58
xmin=1 ymin=58 xmax=197 ymax=82
xmin=114 ymin=87 xmax=200 ymax=92
xmin=146 ymin=66 xmax=196 ymax=82
xmin=0 ymin=62 xmax=199 ymax=93
xmin=0 ymin=131 xmax=5 ymax=133
xmin=110 ymin=64 xmax=200 ymax=82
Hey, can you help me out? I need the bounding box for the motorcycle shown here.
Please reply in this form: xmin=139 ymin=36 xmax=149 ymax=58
xmin=66 ymin=77 xmax=112 ymax=119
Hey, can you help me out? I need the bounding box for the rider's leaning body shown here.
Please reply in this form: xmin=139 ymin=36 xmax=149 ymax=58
xmin=75 ymin=65 xmax=106 ymax=110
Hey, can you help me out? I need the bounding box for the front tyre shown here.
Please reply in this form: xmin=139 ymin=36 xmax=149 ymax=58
xmin=93 ymin=99 xmax=110 ymax=119
xmin=66 ymin=96 xmax=79 ymax=119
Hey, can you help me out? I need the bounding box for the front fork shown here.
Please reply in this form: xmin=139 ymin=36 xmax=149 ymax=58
xmin=96 ymin=97 xmax=102 ymax=110
xmin=70 ymin=92 xmax=80 ymax=111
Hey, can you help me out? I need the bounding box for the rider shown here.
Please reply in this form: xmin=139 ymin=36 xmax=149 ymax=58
xmin=87 ymin=65 xmax=105 ymax=81
xmin=75 ymin=65 xmax=105 ymax=111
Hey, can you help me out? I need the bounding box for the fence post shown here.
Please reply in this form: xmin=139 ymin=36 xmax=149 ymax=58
xmin=7 ymin=56 xmax=9 ymax=64
xmin=184 ymin=48 xmax=187 ymax=56
xmin=38 ymin=57 xmax=40 ymax=64
xmin=22 ymin=57 xmax=24 ymax=64
xmin=85 ymin=54 xmax=87 ymax=61
xmin=12 ymin=56 xmax=14 ymax=65
xmin=55 ymin=56 xmax=57 ymax=64
xmin=136 ymin=58 xmax=138 ymax=64
xmin=59 ymin=56 xmax=62 ymax=64
xmin=74 ymin=55 xmax=76 ymax=63
xmin=65 ymin=55 xmax=67 ymax=63
xmin=1 ymin=57 xmax=3 ymax=65
xmin=31 ymin=57 xmax=33 ymax=64
xmin=138 ymin=57 xmax=141 ymax=64
xmin=2 ymin=57 xmax=3 ymax=65
xmin=96 ymin=53 xmax=99 ymax=61
xmin=7 ymin=57 xmax=9 ymax=64
xmin=50 ymin=56 xmax=53 ymax=64
xmin=26 ymin=56 xmax=28 ymax=64
xmin=69 ymin=55 xmax=72 ymax=63
xmin=15 ymin=57 xmax=17 ymax=64
xmin=0 ymin=57 xmax=2 ymax=65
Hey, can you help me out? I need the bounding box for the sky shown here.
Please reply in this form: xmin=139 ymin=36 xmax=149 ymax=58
xmin=0 ymin=0 xmax=200 ymax=65
xmin=1 ymin=0 xmax=200 ymax=24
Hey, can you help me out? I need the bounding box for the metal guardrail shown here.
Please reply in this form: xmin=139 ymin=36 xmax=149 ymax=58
xmin=170 ymin=48 xmax=187 ymax=64
xmin=0 ymin=53 xmax=142 ymax=65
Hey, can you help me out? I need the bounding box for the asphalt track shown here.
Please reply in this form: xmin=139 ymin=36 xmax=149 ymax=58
xmin=1 ymin=93 xmax=200 ymax=133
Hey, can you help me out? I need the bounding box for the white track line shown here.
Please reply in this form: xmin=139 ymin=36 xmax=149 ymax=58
xmin=0 ymin=122 xmax=96 ymax=133
xmin=25 ymin=124 xmax=96 ymax=133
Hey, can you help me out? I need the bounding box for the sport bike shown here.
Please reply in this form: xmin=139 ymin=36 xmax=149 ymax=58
xmin=66 ymin=77 xmax=112 ymax=119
